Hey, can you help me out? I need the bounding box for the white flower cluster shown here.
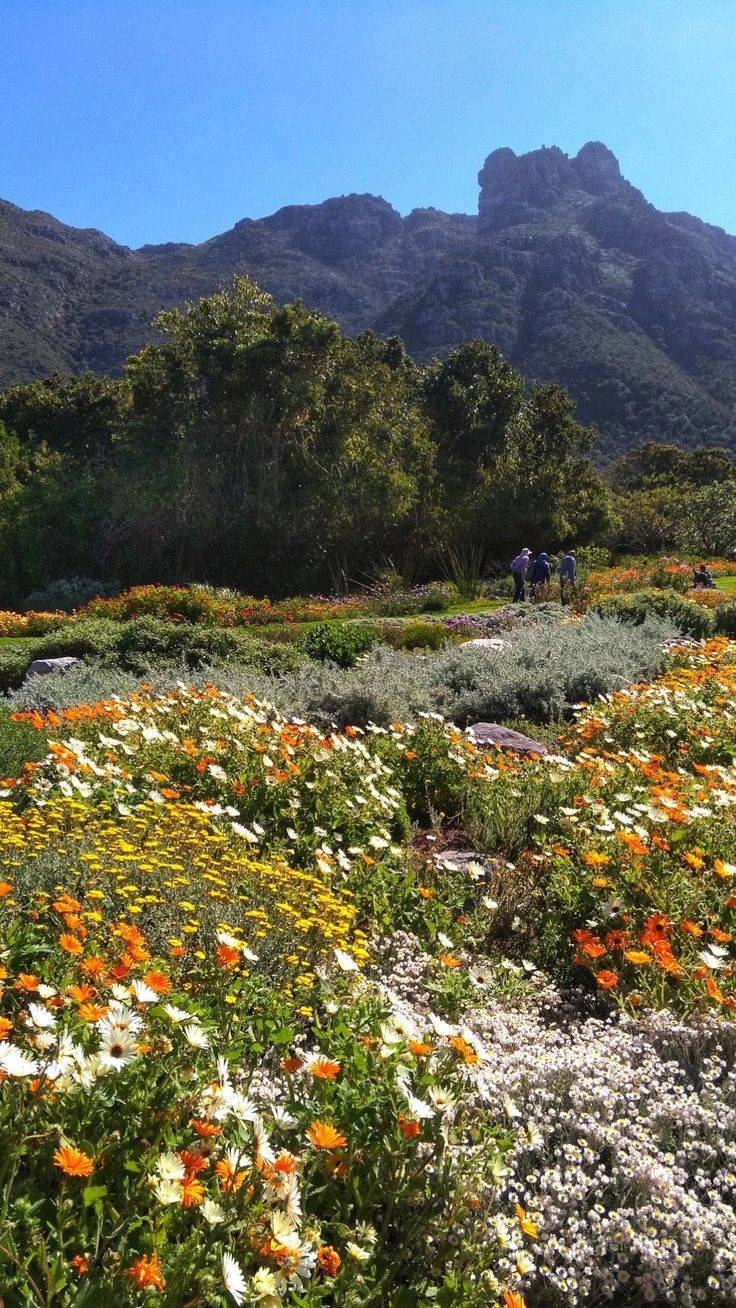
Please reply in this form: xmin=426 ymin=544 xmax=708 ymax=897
xmin=373 ymin=931 xmax=736 ymax=1304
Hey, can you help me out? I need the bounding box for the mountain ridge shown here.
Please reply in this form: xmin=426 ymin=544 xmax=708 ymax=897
xmin=2 ymin=141 xmax=736 ymax=456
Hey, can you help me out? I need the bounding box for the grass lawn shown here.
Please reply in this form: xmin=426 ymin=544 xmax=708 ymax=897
xmin=717 ymin=575 xmax=736 ymax=594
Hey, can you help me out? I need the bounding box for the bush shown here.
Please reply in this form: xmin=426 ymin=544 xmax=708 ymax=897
xmin=22 ymin=575 xmax=120 ymax=613
xmin=0 ymin=649 xmax=33 ymax=693
xmin=186 ymin=614 xmax=674 ymax=729
xmin=114 ymin=616 xmax=241 ymax=672
xmin=593 ymin=588 xmax=714 ymax=638
xmin=28 ymin=617 xmax=123 ymax=662
xmin=714 ymin=602 xmax=736 ymax=636
xmin=419 ymin=583 xmax=454 ymax=612
xmin=0 ymin=707 xmax=49 ymax=776
xmin=378 ymin=620 xmax=448 ymax=651
xmin=303 ymin=621 xmax=378 ymax=668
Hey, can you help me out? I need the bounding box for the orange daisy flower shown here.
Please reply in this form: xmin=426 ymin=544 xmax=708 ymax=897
xmin=408 ymin=1040 xmax=433 ymax=1056
xmin=307 ymin=1055 xmax=341 ymax=1080
xmin=317 ymin=1245 xmax=341 ymax=1276
xmin=190 ymin=1119 xmax=220 ymax=1138
xmin=180 ymin=1175 xmax=205 ymax=1208
xmin=306 ymin=1121 xmax=347 ymax=1151
xmin=53 ymin=1146 xmax=95 ymax=1177
xmin=59 ymin=934 xmax=84 ymax=956
xmin=449 ymin=1034 xmax=479 ymax=1065
xmin=126 ymin=1253 xmax=165 ymax=1290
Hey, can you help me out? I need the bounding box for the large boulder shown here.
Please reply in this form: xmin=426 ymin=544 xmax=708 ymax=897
xmin=24 ymin=656 xmax=80 ymax=680
xmin=468 ymin=722 xmax=548 ymax=756
xmin=459 ymin=637 xmax=509 ymax=652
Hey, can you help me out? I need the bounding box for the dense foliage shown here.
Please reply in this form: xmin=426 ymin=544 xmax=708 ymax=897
xmin=0 ymin=280 xmax=611 ymax=605
xmin=607 ymin=441 xmax=736 ymax=555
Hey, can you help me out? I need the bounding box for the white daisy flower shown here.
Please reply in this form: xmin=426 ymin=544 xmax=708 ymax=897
xmin=222 ymin=1251 xmax=247 ymax=1306
xmin=155 ymin=1151 xmax=186 ymax=1182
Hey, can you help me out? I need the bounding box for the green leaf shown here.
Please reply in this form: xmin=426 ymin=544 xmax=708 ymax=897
xmin=83 ymin=1184 xmax=108 ymax=1206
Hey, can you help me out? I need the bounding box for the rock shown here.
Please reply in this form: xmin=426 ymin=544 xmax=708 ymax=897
xmin=468 ymin=722 xmax=549 ymax=756
xmin=435 ymin=849 xmax=496 ymax=878
xmin=459 ymin=637 xmax=509 ymax=652
xmin=24 ymin=656 xmax=80 ymax=680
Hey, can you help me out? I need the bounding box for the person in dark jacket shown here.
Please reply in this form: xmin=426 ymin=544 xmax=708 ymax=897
xmin=692 ymin=563 xmax=715 ymax=589
xmin=510 ymin=547 xmax=531 ymax=602
xmin=529 ymin=551 xmax=551 ymax=598
xmin=559 ymin=549 xmax=577 ymax=602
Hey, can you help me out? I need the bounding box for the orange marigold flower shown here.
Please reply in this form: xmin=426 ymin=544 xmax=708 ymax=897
xmin=317 ymin=1245 xmax=342 ymax=1276
xmin=711 ymin=927 xmax=732 ymax=943
xmin=582 ymin=851 xmax=610 ymax=867
xmin=70 ymin=1254 xmax=90 ymax=1276
xmin=54 ymin=893 xmax=82 ymax=914
xmin=0 ymin=1017 xmax=13 ymax=1039
xmin=0 ymin=882 xmax=13 ymax=897
xmin=595 ymin=970 xmax=619 ymax=990
xmin=398 ymin=1117 xmax=421 ymax=1139
xmin=53 ymin=1145 xmax=95 ymax=1177
xmin=438 ymin=952 xmax=462 ymax=969
xmin=418 ymin=886 xmax=435 ymax=899
xmin=306 ymin=1121 xmax=347 ymax=1151
xmin=59 ymin=934 xmax=84 ymax=956
xmin=683 ymin=852 xmax=705 ymax=870
xmin=142 ymin=970 xmax=171 ymax=995
xmin=449 ymin=1034 xmax=479 ymax=1065
xmin=624 ymin=950 xmax=651 ymax=965
xmin=307 ymin=1056 xmax=341 ymax=1080
xmin=15 ymin=973 xmax=40 ymax=992
xmin=126 ymin=1252 xmax=166 ymax=1290
xmin=680 ymin=919 xmax=703 ymax=937
xmin=67 ymin=983 xmax=96 ymax=1002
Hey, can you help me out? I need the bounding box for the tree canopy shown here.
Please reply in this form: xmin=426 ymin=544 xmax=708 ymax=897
xmin=0 ymin=277 xmax=614 ymax=604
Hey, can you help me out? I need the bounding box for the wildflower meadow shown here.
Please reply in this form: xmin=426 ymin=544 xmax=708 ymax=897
xmin=1 ymin=616 xmax=736 ymax=1305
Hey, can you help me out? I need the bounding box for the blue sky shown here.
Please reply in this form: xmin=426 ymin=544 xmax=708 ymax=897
xmin=2 ymin=0 xmax=735 ymax=247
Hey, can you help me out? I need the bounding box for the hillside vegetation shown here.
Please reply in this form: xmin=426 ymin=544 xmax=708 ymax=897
xmin=4 ymin=142 xmax=736 ymax=456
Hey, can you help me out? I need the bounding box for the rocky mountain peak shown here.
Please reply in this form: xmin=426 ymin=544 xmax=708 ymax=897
xmin=477 ymin=141 xmax=640 ymax=227
xmin=0 ymin=144 xmax=735 ymax=456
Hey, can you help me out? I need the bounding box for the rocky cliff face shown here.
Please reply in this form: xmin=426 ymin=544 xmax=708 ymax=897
xmin=2 ymin=142 xmax=736 ymax=456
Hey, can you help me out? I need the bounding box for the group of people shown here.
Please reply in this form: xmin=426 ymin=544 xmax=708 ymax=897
xmin=510 ymin=546 xmax=578 ymax=603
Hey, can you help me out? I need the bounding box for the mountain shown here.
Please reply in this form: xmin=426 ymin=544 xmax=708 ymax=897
xmin=3 ymin=141 xmax=736 ymax=456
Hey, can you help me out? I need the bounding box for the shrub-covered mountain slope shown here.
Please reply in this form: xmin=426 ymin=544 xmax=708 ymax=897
xmin=3 ymin=141 xmax=736 ymax=455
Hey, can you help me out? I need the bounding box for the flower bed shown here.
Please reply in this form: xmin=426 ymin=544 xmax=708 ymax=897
xmin=3 ymin=635 xmax=736 ymax=1302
